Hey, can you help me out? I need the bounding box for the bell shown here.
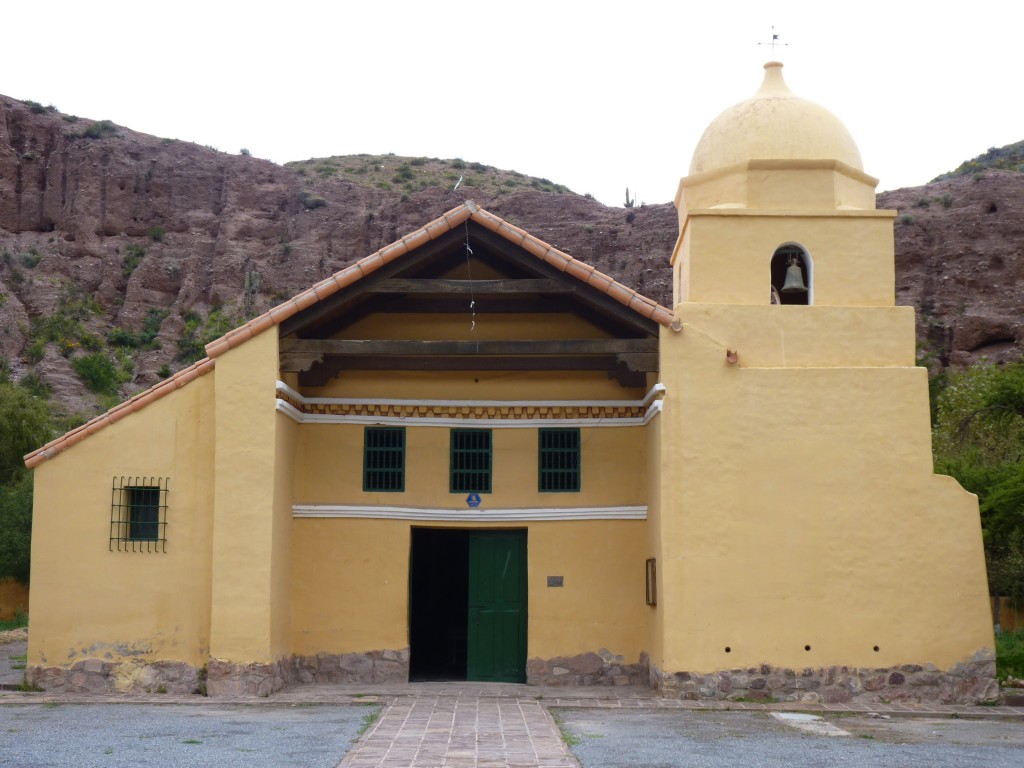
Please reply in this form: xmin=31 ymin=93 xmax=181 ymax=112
xmin=781 ymin=256 xmax=808 ymax=293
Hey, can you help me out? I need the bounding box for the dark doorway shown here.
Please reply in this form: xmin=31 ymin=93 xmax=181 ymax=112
xmin=409 ymin=528 xmax=528 ymax=683
xmin=410 ymin=528 xmax=469 ymax=681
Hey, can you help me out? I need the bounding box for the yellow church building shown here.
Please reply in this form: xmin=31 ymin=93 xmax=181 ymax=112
xmin=24 ymin=62 xmax=996 ymax=702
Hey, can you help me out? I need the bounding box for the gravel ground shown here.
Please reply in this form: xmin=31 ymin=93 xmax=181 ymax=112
xmin=0 ymin=702 xmax=380 ymax=767
xmin=555 ymin=709 xmax=1024 ymax=768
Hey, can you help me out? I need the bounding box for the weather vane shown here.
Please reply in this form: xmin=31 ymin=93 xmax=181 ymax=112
xmin=758 ymin=26 xmax=788 ymax=56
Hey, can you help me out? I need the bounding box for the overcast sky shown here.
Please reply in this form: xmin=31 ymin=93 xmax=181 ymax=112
xmin=4 ymin=1 xmax=1020 ymax=207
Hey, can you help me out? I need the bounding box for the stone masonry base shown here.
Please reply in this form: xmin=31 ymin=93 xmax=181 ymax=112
xmin=27 ymin=659 xmax=200 ymax=694
xmin=27 ymin=647 xmax=998 ymax=704
xmin=648 ymin=651 xmax=999 ymax=705
xmin=527 ymin=648 xmax=645 ymax=686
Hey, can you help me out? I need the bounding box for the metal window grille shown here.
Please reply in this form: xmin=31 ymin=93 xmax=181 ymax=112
xmin=363 ymin=427 xmax=406 ymax=492
xmin=539 ymin=428 xmax=581 ymax=492
xmin=450 ymin=429 xmax=492 ymax=493
xmin=110 ymin=477 xmax=169 ymax=552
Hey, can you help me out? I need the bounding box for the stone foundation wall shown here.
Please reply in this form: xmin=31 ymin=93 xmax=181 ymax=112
xmin=27 ymin=660 xmax=200 ymax=694
xmin=648 ymin=652 xmax=998 ymax=705
xmin=206 ymin=657 xmax=292 ymax=697
xmin=527 ymin=649 xmax=646 ymax=686
xmin=28 ymin=648 xmax=410 ymax=695
xmin=292 ymin=649 xmax=410 ymax=684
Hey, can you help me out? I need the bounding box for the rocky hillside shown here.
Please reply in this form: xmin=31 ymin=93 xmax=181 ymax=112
xmin=1 ymin=95 xmax=1021 ymax=421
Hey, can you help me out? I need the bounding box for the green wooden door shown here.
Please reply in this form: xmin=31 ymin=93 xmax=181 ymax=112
xmin=467 ymin=530 xmax=527 ymax=682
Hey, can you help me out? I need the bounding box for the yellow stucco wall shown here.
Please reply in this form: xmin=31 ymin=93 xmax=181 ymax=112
xmin=654 ymin=321 xmax=994 ymax=674
xmin=28 ymin=374 xmax=215 ymax=669
xmin=209 ymin=330 xmax=289 ymax=664
xmin=294 ymin=425 xmax=646 ymax=508
xmin=675 ymin=211 xmax=896 ymax=307
xmin=290 ymin=519 xmax=650 ymax=661
xmin=270 ymin=412 xmax=297 ymax=658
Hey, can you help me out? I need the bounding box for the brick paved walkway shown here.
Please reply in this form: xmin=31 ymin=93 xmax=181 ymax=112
xmin=339 ymin=694 xmax=576 ymax=768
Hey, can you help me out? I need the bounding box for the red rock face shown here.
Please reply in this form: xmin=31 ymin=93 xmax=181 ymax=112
xmin=1 ymin=94 xmax=1021 ymax=416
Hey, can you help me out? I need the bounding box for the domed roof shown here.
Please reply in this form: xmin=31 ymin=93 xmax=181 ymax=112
xmin=689 ymin=62 xmax=863 ymax=175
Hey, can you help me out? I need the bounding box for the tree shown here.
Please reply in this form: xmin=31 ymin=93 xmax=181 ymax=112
xmin=0 ymin=383 xmax=53 ymax=484
xmin=0 ymin=383 xmax=53 ymax=583
xmin=0 ymin=474 xmax=33 ymax=582
xmin=934 ymin=361 xmax=1024 ymax=606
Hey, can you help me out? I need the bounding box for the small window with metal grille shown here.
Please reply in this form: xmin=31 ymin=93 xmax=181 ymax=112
xmin=539 ymin=428 xmax=581 ymax=492
xmin=450 ymin=429 xmax=492 ymax=493
xmin=363 ymin=427 xmax=405 ymax=492
xmin=110 ymin=477 xmax=168 ymax=552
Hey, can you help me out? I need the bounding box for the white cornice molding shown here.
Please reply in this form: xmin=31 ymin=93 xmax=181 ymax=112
xmin=292 ymin=504 xmax=647 ymax=521
xmin=275 ymin=381 xmax=665 ymax=428
xmin=276 ymin=381 xmax=665 ymax=409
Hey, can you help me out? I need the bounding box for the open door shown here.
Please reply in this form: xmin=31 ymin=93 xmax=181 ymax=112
xmin=468 ymin=530 xmax=527 ymax=683
xmin=410 ymin=528 xmax=527 ymax=683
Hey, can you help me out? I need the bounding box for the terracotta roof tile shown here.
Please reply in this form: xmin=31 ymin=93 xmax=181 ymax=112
xmin=24 ymin=357 xmax=216 ymax=469
xmin=26 ymin=201 xmax=674 ymax=469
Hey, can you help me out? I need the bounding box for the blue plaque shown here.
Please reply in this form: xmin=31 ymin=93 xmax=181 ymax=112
xmin=466 ymin=493 xmax=481 ymax=508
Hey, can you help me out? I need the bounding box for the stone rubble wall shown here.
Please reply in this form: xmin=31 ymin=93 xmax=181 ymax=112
xmin=527 ymin=648 xmax=645 ymax=686
xmin=648 ymin=653 xmax=999 ymax=705
xmin=291 ymin=649 xmax=410 ymax=684
xmin=27 ymin=659 xmax=199 ymax=694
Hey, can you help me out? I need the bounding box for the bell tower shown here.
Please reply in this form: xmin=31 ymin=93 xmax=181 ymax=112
xmin=648 ymin=62 xmax=995 ymax=702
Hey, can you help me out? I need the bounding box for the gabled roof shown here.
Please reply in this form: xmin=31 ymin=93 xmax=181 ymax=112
xmin=25 ymin=201 xmax=673 ymax=469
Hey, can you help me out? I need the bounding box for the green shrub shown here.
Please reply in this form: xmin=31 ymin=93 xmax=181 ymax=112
xmin=107 ymin=327 xmax=140 ymax=348
xmin=298 ymin=192 xmax=327 ymax=210
xmin=81 ymin=120 xmax=118 ymax=139
xmin=18 ymin=372 xmax=50 ymax=400
xmin=121 ymin=244 xmax=146 ymax=277
xmin=24 ymin=338 xmax=46 ymax=364
xmin=146 ymin=225 xmax=166 ymax=243
xmin=158 ymin=364 xmax=172 ymax=379
xmin=176 ymin=308 xmax=238 ymax=364
xmin=941 ymin=193 xmax=954 ymax=208
xmin=19 ymin=249 xmax=41 ymax=268
xmin=997 ymin=629 xmax=1024 ymax=681
xmin=71 ymin=353 xmax=119 ymax=395
xmin=897 ymin=214 xmax=915 ymax=225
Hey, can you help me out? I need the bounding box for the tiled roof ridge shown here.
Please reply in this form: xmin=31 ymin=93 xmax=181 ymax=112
xmin=202 ymin=201 xmax=674 ymax=360
xmin=23 ymin=357 xmax=216 ymax=469
xmin=24 ymin=201 xmax=673 ymax=469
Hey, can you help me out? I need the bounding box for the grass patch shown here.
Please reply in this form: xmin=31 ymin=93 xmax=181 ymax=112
xmin=997 ymin=628 xmax=1024 ymax=682
xmin=551 ymin=711 xmax=583 ymax=747
xmin=356 ymin=709 xmax=380 ymax=737
xmin=0 ymin=610 xmax=28 ymax=631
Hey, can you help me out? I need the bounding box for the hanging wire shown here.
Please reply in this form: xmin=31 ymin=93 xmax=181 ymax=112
xmin=463 ymin=220 xmax=478 ymax=344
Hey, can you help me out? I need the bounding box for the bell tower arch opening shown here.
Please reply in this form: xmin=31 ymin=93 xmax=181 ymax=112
xmin=770 ymin=244 xmax=812 ymax=305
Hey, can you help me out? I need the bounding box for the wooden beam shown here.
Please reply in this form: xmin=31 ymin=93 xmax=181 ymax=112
xmin=364 ymin=278 xmax=573 ymax=295
xmin=296 ymin=354 xmax=652 ymax=385
xmin=281 ymin=338 xmax=657 ymax=357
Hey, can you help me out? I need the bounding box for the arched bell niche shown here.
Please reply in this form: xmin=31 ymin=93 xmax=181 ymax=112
xmin=770 ymin=244 xmax=812 ymax=305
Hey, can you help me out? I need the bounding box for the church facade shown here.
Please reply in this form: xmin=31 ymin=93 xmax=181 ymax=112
xmin=25 ymin=63 xmax=996 ymax=702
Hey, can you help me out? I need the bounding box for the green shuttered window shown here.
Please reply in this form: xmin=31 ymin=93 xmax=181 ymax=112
xmin=538 ymin=428 xmax=581 ymax=492
xmin=363 ymin=427 xmax=406 ymax=491
xmin=450 ymin=429 xmax=492 ymax=493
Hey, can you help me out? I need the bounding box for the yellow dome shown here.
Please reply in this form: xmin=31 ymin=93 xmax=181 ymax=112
xmin=689 ymin=62 xmax=863 ymax=175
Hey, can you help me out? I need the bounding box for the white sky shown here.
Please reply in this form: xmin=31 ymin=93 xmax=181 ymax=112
xmin=4 ymin=1 xmax=1021 ymax=207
